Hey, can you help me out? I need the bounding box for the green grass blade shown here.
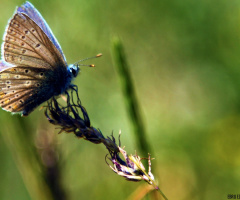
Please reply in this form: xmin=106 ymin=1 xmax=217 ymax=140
xmin=111 ymin=37 xmax=151 ymax=156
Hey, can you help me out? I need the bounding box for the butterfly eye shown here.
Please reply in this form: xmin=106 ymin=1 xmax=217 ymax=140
xmin=68 ymin=64 xmax=79 ymax=78
xmin=72 ymin=68 xmax=77 ymax=77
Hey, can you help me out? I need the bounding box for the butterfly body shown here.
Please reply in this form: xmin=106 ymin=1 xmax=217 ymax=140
xmin=0 ymin=2 xmax=79 ymax=116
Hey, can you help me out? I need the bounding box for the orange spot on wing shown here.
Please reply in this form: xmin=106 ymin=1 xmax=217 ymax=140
xmin=12 ymin=104 xmax=19 ymax=110
xmin=0 ymin=92 xmax=5 ymax=98
xmin=0 ymin=74 xmax=9 ymax=79
xmin=4 ymin=99 xmax=10 ymax=104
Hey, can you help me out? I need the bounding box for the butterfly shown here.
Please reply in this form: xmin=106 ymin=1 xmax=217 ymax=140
xmin=0 ymin=2 xmax=98 ymax=116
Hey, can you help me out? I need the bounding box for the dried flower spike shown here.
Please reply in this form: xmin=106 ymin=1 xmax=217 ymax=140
xmin=45 ymin=88 xmax=164 ymax=196
xmin=106 ymin=146 xmax=159 ymax=190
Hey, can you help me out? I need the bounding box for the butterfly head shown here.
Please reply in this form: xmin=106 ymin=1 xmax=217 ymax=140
xmin=68 ymin=64 xmax=80 ymax=78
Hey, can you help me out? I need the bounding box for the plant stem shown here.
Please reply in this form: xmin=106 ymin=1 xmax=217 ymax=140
xmin=111 ymin=36 xmax=151 ymax=156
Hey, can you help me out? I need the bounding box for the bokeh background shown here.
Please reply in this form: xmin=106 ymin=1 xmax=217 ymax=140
xmin=0 ymin=0 xmax=240 ymax=199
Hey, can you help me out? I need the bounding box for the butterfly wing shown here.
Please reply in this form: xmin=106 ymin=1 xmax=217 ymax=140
xmin=0 ymin=4 xmax=70 ymax=116
xmin=0 ymin=60 xmax=15 ymax=71
xmin=17 ymin=2 xmax=67 ymax=64
xmin=2 ymin=12 xmax=66 ymax=69
xmin=0 ymin=66 xmax=50 ymax=115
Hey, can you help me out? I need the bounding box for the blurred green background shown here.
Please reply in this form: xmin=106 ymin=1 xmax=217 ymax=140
xmin=0 ymin=0 xmax=240 ymax=199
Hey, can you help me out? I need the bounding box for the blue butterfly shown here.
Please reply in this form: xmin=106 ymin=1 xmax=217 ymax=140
xmin=0 ymin=2 xmax=87 ymax=116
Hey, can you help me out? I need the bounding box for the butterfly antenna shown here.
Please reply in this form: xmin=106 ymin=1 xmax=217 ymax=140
xmin=74 ymin=53 xmax=102 ymax=67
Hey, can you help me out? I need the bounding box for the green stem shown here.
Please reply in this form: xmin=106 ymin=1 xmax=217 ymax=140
xmin=111 ymin=37 xmax=151 ymax=156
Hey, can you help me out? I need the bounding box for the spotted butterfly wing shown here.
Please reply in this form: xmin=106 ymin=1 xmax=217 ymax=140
xmin=0 ymin=2 xmax=71 ymax=116
xmin=16 ymin=2 xmax=67 ymax=63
